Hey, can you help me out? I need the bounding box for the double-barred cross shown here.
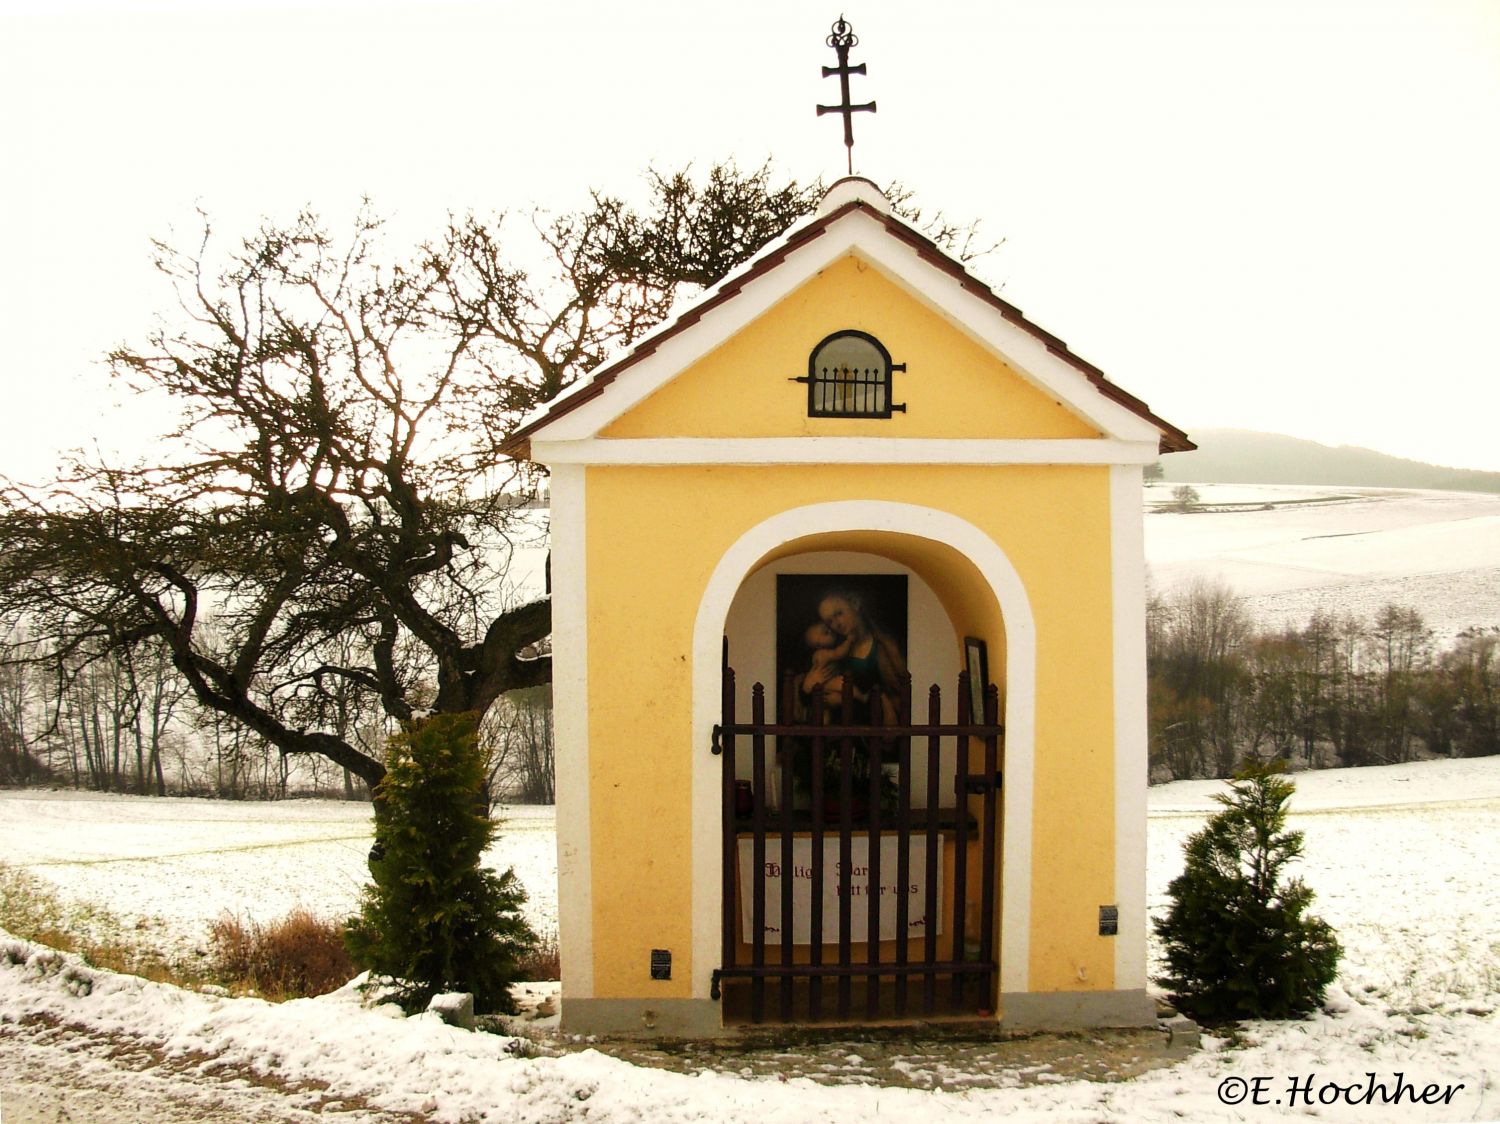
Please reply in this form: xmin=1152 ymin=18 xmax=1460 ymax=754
xmin=816 ymin=16 xmax=875 ymax=175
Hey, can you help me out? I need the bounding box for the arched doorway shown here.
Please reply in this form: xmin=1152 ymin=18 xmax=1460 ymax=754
xmin=689 ymin=502 xmax=1038 ymax=1025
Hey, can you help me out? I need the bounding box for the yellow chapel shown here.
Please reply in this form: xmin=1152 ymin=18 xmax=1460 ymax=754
xmin=505 ymin=176 xmax=1192 ymax=1036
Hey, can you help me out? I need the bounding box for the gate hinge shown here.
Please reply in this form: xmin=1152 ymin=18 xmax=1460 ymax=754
xmin=711 ymin=725 xmax=723 ymax=755
xmin=710 ymin=969 xmax=723 ymax=1000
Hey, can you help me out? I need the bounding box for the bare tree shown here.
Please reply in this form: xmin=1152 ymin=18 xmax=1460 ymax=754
xmin=0 ymin=630 xmax=49 ymax=785
xmin=1147 ymin=579 xmax=1251 ymax=779
xmin=1367 ymin=604 xmax=1432 ymax=763
xmin=0 ymin=163 xmax=839 ymax=791
xmin=482 ymin=686 xmax=554 ymax=805
xmin=1170 ymin=485 xmax=1202 ymax=513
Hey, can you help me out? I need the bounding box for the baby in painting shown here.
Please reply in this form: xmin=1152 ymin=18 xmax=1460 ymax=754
xmin=800 ymin=620 xmax=851 ymax=706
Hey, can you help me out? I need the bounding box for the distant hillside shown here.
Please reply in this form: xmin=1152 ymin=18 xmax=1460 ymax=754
xmin=1159 ymin=429 xmax=1500 ymax=493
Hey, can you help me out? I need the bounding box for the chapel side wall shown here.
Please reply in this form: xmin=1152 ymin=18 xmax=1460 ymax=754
xmin=581 ymin=462 xmax=1122 ymax=1004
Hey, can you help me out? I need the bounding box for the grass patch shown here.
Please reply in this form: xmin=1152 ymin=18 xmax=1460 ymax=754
xmin=0 ymin=862 xmax=352 ymax=999
xmin=0 ymin=861 xmax=194 ymax=986
xmin=516 ymin=929 xmax=560 ymax=982
xmin=207 ymin=910 xmax=354 ymax=1000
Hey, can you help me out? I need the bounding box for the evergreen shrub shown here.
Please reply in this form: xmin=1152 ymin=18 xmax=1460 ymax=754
xmin=345 ymin=713 xmax=535 ymax=1014
xmin=1154 ymin=758 xmax=1341 ymax=1022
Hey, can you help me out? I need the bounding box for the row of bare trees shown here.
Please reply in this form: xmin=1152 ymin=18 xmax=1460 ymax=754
xmin=0 ymin=627 xmax=323 ymax=797
xmin=1 ymin=632 xmax=183 ymax=793
xmin=1149 ymin=580 xmax=1500 ymax=780
xmin=0 ymin=624 xmax=556 ymax=802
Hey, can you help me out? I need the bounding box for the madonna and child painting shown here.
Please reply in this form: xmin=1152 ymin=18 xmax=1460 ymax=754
xmin=775 ymin=574 xmax=908 ymax=725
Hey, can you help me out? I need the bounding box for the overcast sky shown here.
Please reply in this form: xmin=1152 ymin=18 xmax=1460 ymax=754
xmin=2 ymin=0 xmax=1497 ymax=479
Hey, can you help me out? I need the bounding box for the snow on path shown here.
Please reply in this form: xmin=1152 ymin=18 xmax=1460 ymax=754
xmin=2 ymin=930 xmax=1494 ymax=1123
xmin=0 ymin=1013 xmax=414 ymax=1123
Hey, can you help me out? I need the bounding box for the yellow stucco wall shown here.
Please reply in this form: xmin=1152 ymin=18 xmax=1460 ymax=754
xmin=568 ymin=234 xmax=1136 ymax=1009
xmin=601 ymin=254 xmax=1100 ymax=441
xmin=584 ymin=464 xmax=1118 ymax=1000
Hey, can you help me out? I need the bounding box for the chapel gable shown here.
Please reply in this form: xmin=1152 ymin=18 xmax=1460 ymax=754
xmin=600 ymin=254 xmax=1102 ymax=442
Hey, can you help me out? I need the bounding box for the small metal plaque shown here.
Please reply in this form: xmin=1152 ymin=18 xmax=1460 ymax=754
xmin=650 ymin=949 xmax=672 ymax=980
xmin=1099 ymin=905 xmax=1119 ymax=936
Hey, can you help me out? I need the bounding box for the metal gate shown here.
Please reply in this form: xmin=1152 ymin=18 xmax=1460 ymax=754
xmin=711 ymin=644 xmax=1003 ymax=1025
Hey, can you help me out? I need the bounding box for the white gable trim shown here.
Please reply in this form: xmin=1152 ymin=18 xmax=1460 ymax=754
xmin=690 ymin=500 xmax=1037 ymax=1003
xmin=531 ymin=437 xmax=1160 ymax=467
xmin=844 ymin=224 xmax=1163 ymax=445
xmin=529 ymin=207 xmax=1163 ymax=446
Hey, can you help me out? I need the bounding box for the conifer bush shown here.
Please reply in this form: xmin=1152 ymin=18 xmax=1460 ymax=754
xmin=1154 ymin=758 xmax=1341 ymax=1023
xmin=345 ymin=713 xmax=536 ymax=1014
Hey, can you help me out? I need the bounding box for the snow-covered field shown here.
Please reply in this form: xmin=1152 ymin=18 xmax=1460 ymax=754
xmin=0 ymin=795 xmax=557 ymax=963
xmin=4 ymin=757 xmax=1499 ymax=1121
xmin=1144 ymin=483 xmax=1500 ymax=643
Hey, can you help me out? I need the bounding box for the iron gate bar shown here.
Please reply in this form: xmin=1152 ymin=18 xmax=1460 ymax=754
xmin=728 ymin=808 xmax=976 ymax=831
xmin=751 ymin=683 xmax=767 ymax=1024
xmin=978 ymin=681 xmax=1000 ymax=1008
xmin=865 ymin=684 xmax=884 ymax=1019
xmin=837 ymin=685 xmax=854 ymax=1020
xmin=718 ymin=722 xmax=1004 ymax=739
xmin=776 ymin=682 xmax=794 ymax=1022
xmin=714 ymin=960 xmax=996 ymax=981
xmin=924 ymin=683 xmax=942 ymax=1014
xmin=894 ymin=675 xmax=912 ymax=1017
xmin=951 ymin=671 xmax=972 ymax=1010
xmin=719 ymin=656 xmax=737 ymax=990
xmin=807 ymin=678 xmax=826 ymax=1021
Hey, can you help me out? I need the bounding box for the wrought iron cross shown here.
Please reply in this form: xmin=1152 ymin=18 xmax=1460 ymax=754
xmin=817 ymin=16 xmax=875 ymax=175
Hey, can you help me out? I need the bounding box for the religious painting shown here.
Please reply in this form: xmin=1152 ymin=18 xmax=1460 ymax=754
xmin=776 ymin=574 xmax=908 ymax=723
xmin=964 ymin=636 xmax=989 ymax=721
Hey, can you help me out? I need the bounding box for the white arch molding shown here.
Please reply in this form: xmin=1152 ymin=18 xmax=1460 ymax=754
xmin=689 ymin=500 xmax=1039 ymax=1004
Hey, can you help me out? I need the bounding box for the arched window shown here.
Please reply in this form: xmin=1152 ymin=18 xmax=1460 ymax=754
xmin=803 ymin=330 xmax=905 ymax=418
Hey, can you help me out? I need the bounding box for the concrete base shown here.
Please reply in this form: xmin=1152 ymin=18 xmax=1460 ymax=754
xmin=562 ymin=989 xmax=1156 ymax=1039
xmin=1001 ymin=989 xmax=1156 ymax=1029
xmin=560 ymin=997 xmax=724 ymax=1038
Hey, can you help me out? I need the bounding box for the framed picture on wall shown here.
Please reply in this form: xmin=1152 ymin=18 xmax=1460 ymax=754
xmin=776 ymin=574 xmax=908 ymax=721
xmin=964 ymin=636 xmax=988 ymax=721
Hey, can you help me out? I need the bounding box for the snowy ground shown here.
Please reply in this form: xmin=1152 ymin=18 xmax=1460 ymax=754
xmin=1144 ymin=483 xmax=1500 ymax=643
xmin=0 ymin=795 xmax=557 ymax=965
xmin=3 ymin=757 xmax=1499 ymax=1121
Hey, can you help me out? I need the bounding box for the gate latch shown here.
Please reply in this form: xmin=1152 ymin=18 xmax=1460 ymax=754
xmin=961 ymin=772 xmax=1004 ymax=795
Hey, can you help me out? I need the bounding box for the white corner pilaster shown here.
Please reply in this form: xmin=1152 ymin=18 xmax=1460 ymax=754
xmin=548 ymin=463 xmax=594 ymax=999
xmin=1110 ymin=463 xmax=1149 ymax=991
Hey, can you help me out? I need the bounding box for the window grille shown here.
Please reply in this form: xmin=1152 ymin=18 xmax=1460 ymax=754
xmin=801 ymin=331 xmax=906 ymax=418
